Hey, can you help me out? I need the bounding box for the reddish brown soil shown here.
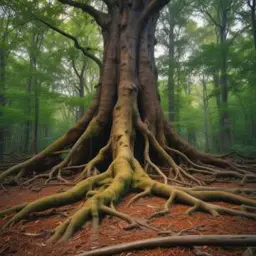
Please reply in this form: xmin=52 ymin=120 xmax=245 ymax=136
xmin=0 ymin=182 xmax=256 ymax=256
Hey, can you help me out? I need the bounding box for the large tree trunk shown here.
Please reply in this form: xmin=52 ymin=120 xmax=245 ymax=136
xmin=1 ymin=0 xmax=256 ymax=245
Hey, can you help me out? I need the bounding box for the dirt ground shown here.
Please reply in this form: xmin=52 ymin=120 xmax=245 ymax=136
xmin=0 ymin=181 xmax=256 ymax=256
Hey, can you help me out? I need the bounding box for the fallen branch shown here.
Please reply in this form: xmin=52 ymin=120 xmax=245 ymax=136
xmin=77 ymin=235 xmax=256 ymax=256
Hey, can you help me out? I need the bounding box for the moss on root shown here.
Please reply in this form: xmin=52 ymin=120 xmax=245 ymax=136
xmin=1 ymin=96 xmax=256 ymax=243
xmin=1 ymin=152 xmax=256 ymax=243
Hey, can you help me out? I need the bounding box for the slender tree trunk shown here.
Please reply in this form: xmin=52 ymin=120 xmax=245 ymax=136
xmin=79 ymin=75 xmax=85 ymax=119
xmin=33 ymin=76 xmax=39 ymax=154
xmin=29 ymin=53 xmax=39 ymax=154
xmin=212 ymin=71 xmax=222 ymax=152
xmin=185 ymin=82 xmax=196 ymax=146
xmin=249 ymin=0 xmax=256 ymax=144
xmin=30 ymin=27 xmax=45 ymax=154
xmin=24 ymin=67 xmax=32 ymax=154
xmin=167 ymin=21 xmax=175 ymax=122
xmin=71 ymin=58 xmax=88 ymax=120
xmin=219 ymin=21 xmax=232 ymax=152
xmin=0 ymin=47 xmax=5 ymax=161
xmin=78 ymin=60 xmax=87 ymax=119
xmin=250 ymin=0 xmax=256 ymax=49
xmin=176 ymin=61 xmax=181 ymax=134
xmin=202 ymin=75 xmax=210 ymax=152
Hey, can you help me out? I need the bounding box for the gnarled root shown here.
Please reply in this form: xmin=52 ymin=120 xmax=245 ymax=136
xmin=77 ymin=235 xmax=256 ymax=256
xmin=1 ymin=112 xmax=256 ymax=245
xmin=77 ymin=139 xmax=111 ymax=181
xmin=0 ymin=103 xmax=100 ymax=185
xmin=1 ymin=156 xmax=256 ymax=243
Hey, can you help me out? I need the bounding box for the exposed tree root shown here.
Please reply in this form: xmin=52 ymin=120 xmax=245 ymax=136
xmin=143 ymin=134 xmax=168 ymax=185
xmin=128 ymin=187 xmax=151 ymax=206
xmin=76 ymin=235 xmax=256 ymax=256
xmin=1 ymin=155 xmax=256 ymax=243
xmin=1 ymin=89 xmax=256 ymax=246
xmin=0 ymin=92 xmax=100 ymax=184
xmin=0 ymin=203 xmax=28 ymax=218
xmin=148 ymin=191 xmax=176 ymax=219
xmin=77 ymin=139 xmax=111 ymax=181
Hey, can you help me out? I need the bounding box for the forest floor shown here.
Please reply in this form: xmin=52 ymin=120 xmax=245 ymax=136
xmin=0 ymin=177 xmax=256 ymax=256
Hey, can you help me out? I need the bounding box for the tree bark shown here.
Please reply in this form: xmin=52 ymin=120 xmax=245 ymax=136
xmin=0 ymin=47 xmax=5 ymax=162
xmin=78 ymin=235 xmax=256 ymax=256
xmin=24 ymin=61 xmax=32 ymax=154
xmin=185 ymin=82 xmax=196 ymax=146
xmin=202 ymin=75 xmax=210 ymax=152
xmin=248 ymin=0 xmax=256 ymax=49
xmin=167 ymin=19 xmax=175 ymax=122
xmin=33 ymin=73 xmax=39 ymax=154
xmin=219 ymin=19 xmax=232 ymax=152
xmin=212 ymin=70 xmax=222 ymax=152
xmin=71 ymin=58 xmax=87 ymax=120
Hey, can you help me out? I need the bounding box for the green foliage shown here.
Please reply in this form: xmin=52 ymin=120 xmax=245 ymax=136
xmin=1 ymin=0 xmax=256 ymax=158
xmin=1 ymin=0 xmax=101 ymax=157
xmin=158 ymin=0 xmax=256 ymax=154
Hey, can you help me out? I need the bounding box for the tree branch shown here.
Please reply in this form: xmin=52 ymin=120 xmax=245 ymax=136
xmin=228 ymin=24 xmax=251 ymax=47
xmin=57 ymin=0 xmax=110 ymax=28
xmin=247 ymin=0 xmax=252 ymax=8
xmin=201 ymin=8 xmax=221 ymax=28
xmin=102 ymin=0 xmax=115 ymax=13
xmin=33 ymin=15 xmax=102 ymax=69
xmin=140 ymin=0 xmax=170 ymax=27
xmin=71 ymin=58 xmax=80 ymax=78
xmin=80 ymin=59 xmax=87 ymax=76
xmin=72 ymin=82 xmax=81 ymax=93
